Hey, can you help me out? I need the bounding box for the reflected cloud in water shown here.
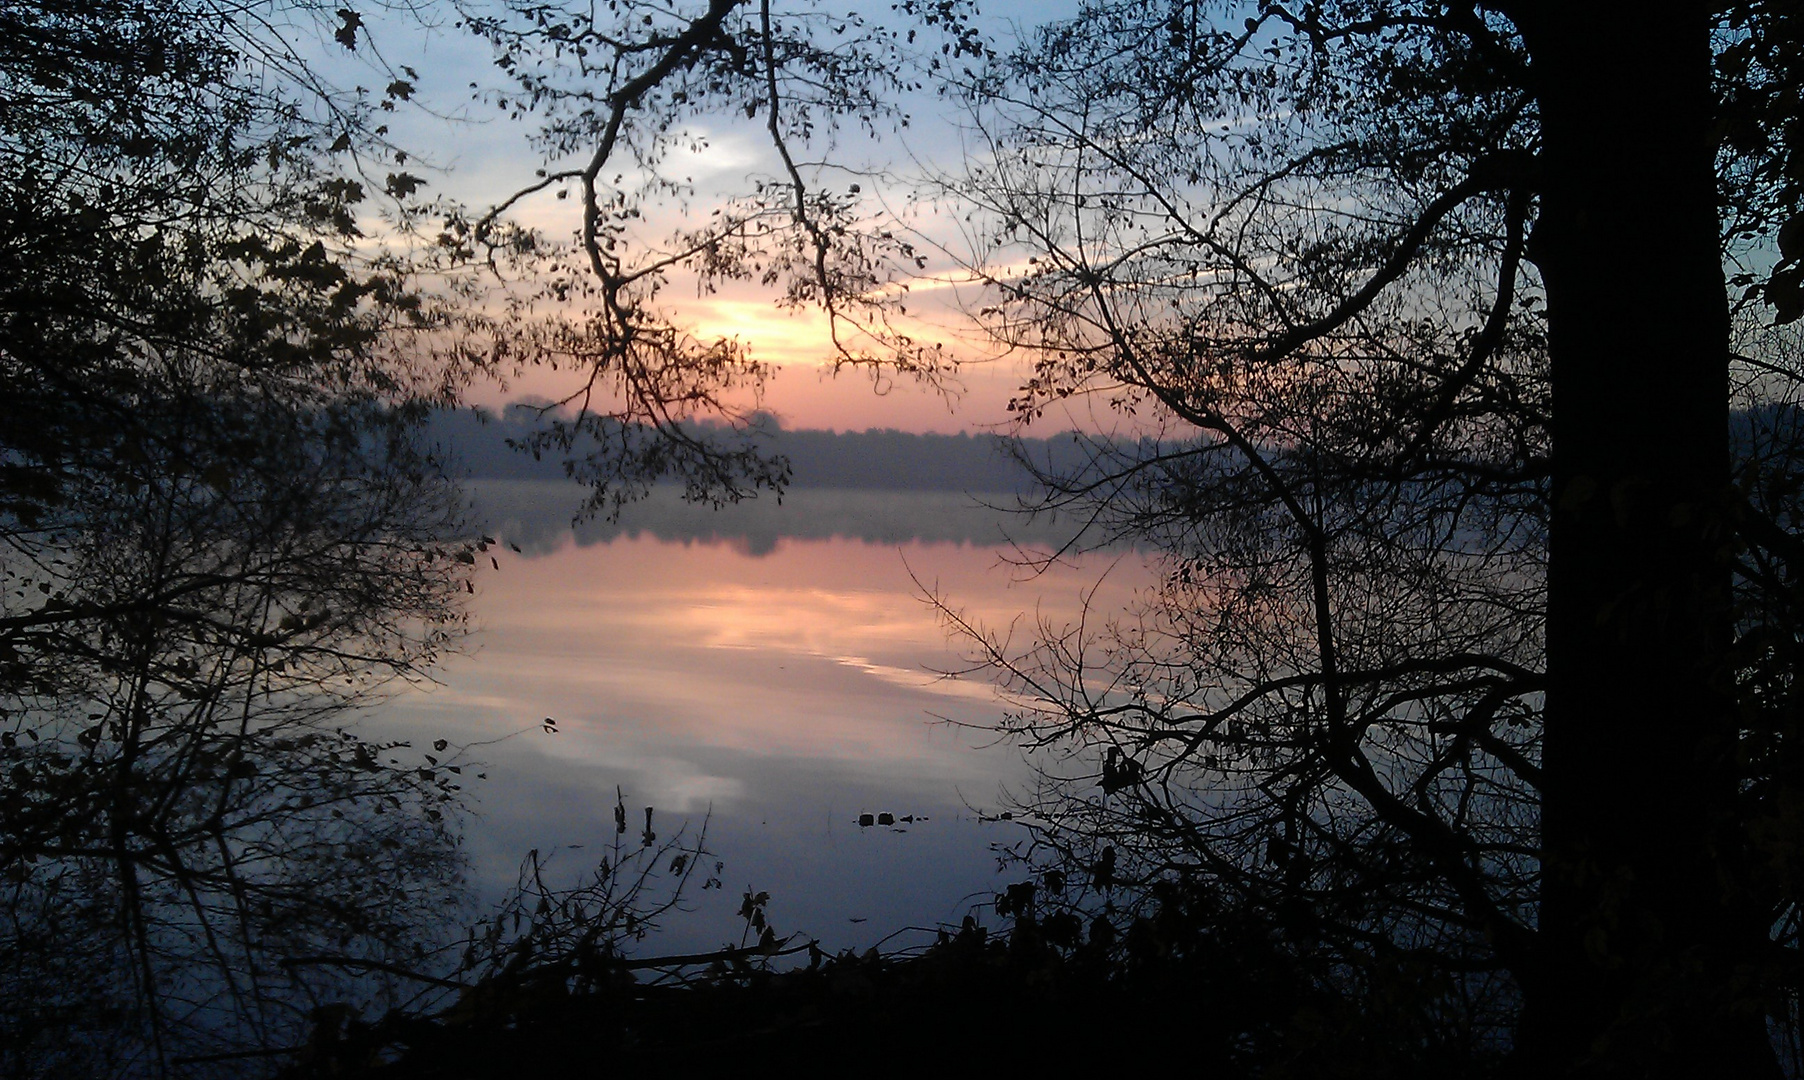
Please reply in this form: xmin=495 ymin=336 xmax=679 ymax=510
xmin=381 ymin=481 xmax=1155 ymax=952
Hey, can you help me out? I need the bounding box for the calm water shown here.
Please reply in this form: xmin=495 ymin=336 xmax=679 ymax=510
xmin=379 ymin=483 xmax=1156 ymax=954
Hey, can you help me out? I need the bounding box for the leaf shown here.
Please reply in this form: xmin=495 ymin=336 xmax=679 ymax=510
xmin=1781 ymin=211 xmax=1804 ymax=262
xmin=385 ymin=172 xmax=425 ymax=199
xmin=334 ymin=8 xmax=361 ymax=50
xmin=1769 ymin=265 xmax=1804 ymax=324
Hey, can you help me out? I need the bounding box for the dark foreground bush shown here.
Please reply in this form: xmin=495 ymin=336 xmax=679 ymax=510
xmin=283 ymin=879 xmax=1507 ymax=1080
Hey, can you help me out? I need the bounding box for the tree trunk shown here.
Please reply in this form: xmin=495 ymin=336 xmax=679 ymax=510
xmin=1514 ymin=5 xmax=1776 ymax=1076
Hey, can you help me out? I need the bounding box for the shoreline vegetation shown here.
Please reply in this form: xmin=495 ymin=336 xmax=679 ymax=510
xmin=280 ymin=875 xmax=1483 ymax=1079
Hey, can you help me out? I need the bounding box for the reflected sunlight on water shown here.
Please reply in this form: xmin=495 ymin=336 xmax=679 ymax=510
xmin=378 ymin=484 xmax=1156 ymax=954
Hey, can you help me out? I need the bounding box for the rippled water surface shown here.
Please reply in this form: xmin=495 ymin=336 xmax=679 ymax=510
xmin=380 ymin=484 xmax=1157 ymax=953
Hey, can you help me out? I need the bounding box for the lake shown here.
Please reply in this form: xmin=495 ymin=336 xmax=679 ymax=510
xmin=378 ymin=482 xmax=1157 ymax=955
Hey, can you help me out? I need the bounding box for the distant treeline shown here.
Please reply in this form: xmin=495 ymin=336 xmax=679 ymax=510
xmin=427 ymin=406 xmax=1113 ymax=493
xmin=468 ymin=482 xmax=1126 ymax=557
xmin=434 ymin=404 xmax=1804 ymax=497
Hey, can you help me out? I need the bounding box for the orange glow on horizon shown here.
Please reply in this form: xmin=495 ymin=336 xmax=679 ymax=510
xmin=456 ymin=275 xmax=1169 ymax=437
xmin=462 ymin=291 xmax=1036 ymax=433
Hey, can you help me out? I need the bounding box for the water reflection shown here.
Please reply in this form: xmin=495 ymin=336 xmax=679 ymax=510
xmin=0 ymin=399 xmax=472 ymax=1075
xmin=471 ymin=479 xmax=1119 ymax=556
xmin=382 ymin=482 xmax=1155 ymax=953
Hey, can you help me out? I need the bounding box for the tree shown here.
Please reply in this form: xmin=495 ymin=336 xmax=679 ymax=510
xmin=942 ymin=2 xmax=1804 ymax=1075
xmin=440 ymin=0 xmax=988 ymax=517
xmin=0 ymin=405 xmax=480 ymax=1074
xmin=0 ymin=2 xmax=491 ymax=1073
xmin=0 ymin=0 xmax=996 ymax=1071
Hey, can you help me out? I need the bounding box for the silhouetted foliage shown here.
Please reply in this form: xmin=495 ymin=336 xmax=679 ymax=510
xmin=27 ymin=0 xmax=1804 ymax=1075
xmin=292 ymin=872 xmax=1507 ymax=1079
xmin=440 ymin=0 xmax=992 ymax=518
xmin=0 ymin=1 xmax=488 ymax=1074
xmin=275 ymin=792 xmax=805 ymax=1077
xmin=934 ymin=3 xmax=1804 ymax=1075
xmin=0 ymin=2 xmax=999 ymax=1071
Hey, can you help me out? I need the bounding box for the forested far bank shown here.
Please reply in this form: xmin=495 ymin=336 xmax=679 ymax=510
xmin=437 ymin=399 xmax=1804 ymax=493
xmin=429 ymin=406 xmax=1123 ymax=493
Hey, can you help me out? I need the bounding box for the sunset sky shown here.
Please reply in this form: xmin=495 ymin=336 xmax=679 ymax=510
xmin=461 ymin=287 xmax=1039 ymax=435
xmin=320 ymin=2 xmax=1077 ymax=435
